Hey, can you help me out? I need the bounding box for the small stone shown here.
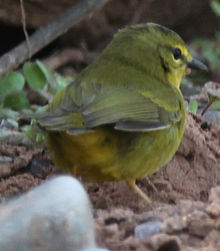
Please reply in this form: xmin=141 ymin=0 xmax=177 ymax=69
xmin=208 ymin=187 xmax=220 ymax=203
xmin=186 ymin=210 xmax=213 ymax=238
xmin=203 ymin=111 xmax=220 ymax=124
xmin=207 ymin=186 xmax=220 ymax=217
xmin=81 ymin=248 xmax=109 ymax=251
xmin=135 ymin=221 xmax=163 ymax=239
xmin=0 ymin=118 xmax=18 ymax=129
xmin=188 ymin=220 xmax=213 ymax=238
xmin=0 ymin=155 xmax=13 ymax=163
xmin=207 ymin=203 xmax=220 ymax=218
xmin=148 ymin=233 xmax=181 ymax=251
xmin=164 ymin=216 xmax=186 ymax=233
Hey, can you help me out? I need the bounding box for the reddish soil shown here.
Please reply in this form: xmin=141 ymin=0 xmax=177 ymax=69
xmin=0 ymin=113 xmax=219 ymax=250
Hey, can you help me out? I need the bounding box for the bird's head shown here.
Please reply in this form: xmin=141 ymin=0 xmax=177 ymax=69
xmin=145 ymin=23 xmax=207 ymax=88
xmin=112 ymin=23 xmax=207 ymax=89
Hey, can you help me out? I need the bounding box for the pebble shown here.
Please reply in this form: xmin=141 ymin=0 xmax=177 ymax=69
xmin=81 ymin=249 xmax=109 ymax=251
xmin=207 ymin=186 xmax=220 ymax=217
xmin=186 ymin=210 xmax=213 ymax=238
xmin=0 ymin=118 xmax=18 ymax=129
xmin=134 ymin=221 xmax=163 ymax=239
xmin=0 ymin=155 xmax=13 ymax=163
xmin=203 ymin=111 xmax=220 ymax=124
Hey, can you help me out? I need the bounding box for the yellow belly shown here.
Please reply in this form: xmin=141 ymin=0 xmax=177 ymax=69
xmin=47 ymin=124 xmax=182 ymax=182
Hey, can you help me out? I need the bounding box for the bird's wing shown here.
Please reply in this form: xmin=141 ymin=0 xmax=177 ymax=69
xmin=32 ymin=81 xmax=182 ymax=134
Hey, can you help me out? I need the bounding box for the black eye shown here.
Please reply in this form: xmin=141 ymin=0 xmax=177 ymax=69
xmin=173 ymin=48 xmax=182 ymax=60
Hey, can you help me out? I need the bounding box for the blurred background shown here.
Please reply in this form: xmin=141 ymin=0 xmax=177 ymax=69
xmin=0 ymin=0 xmax=219 ymax=88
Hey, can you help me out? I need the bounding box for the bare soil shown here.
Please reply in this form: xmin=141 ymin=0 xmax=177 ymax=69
xmin=0 ymin=113 xmax=219 ymax=250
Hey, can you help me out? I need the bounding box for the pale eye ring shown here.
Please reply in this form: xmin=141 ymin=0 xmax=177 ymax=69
xmin=173 ymin=48 xmax=182 ymax=60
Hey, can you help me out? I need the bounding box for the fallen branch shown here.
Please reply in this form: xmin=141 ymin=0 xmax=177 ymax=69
xmin=42 ymin=48 xmax=97 ymax=71
xmin=0 ymin=0 xmax=109 ymax=77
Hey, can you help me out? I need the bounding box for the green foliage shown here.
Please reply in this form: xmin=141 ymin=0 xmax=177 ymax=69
xmin=36 ymin=60 xmax=53 ymax=84
xmin=0 ymin=72 xmax=25 ymax=93
xmin=36 ymin=133 xmax=46 ymax=144
xmin=188 ymin=100 xmax=198 ymax=114
xmin=0 ymin=60 xmax=73 ymax=145
xmin=0 ymin=60 xmax=73 ymax=113
xmin=0 ymin=108 xmax=20 ymax=121
xmin=20 ymin=122 xmax=46 ymax=145
xmin=0 ymin=72 xmax=28 ymax=110
xmin=211 ymin=100 xmax=220 ymax=110
xmin=54 ymin=74 xmax=74 ymax=91
xmin=3 ymin=91 xmax=29 ymax=109
xmin=210 ymin=0 xmax=220 ymax=16
xmin=208 ymin=88 xmax=220 ymax=111
xmin=23 ymin=62 xmax=48 ymax=90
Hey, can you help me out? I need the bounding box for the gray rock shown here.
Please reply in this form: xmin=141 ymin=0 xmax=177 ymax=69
xmin=134 ymin=221 xmax=163 ymax=239
xmin=80 ymin=249 xmax=109 ymax=251
xmin=0 ymin=176 xmax=102 ymax=251
xmin=203 ymin=111 xmax=220 ymax=124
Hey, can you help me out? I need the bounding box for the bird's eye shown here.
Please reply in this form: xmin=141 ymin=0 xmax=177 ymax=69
xmin=173 ymin=48 xmax=182 ymax=60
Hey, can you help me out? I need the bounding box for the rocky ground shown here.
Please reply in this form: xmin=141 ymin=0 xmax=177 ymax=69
xmin=0 ymin=112 xmax=219 ymax=250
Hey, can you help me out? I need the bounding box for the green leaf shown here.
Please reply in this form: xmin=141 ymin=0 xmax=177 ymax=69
xmin=36 ymin=133 xmax=46 ymax=143
xmin=0 ymin=118 xmax=18 ymax=129
xmin=0 ymin=72 xmax=25 ymax=94
xmin=3 ymin=91 xmax=29 ymax=110
xmin=21 ymin=123 xmax=46 ymax=145
xmin=211 ymin=100 xmax=220 ymax=110
xmin=0 ymin=94 xmax=5 ymax=105
xmin=0 ymin=108 xmax=20 ymax=120
xmin=188 ymin=100 xmax=198 ymax=113
xmin=23 ymin=62 xmax=47 ymax=90
xmin=210 ymin=0 xmax=220 ymax=16
xmin=54 ymin=73 xmax=73 ymax=91
xmin=36 ymin=60 xmax=54 ymax=84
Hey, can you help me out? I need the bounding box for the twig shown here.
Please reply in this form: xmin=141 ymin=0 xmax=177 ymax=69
xmin=20 ymin=0 xmax=32 ymax=58
xmin=0 ymin=0 xmax=109 ymax=77
xmin=42 ymin=48 xmax=97 ymax=70
xmin=201 ymin=97 xmax=217 ymax=116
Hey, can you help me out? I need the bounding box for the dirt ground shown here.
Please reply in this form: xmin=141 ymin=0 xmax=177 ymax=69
xmin=0 ymin=113 xmax=219 ymax=250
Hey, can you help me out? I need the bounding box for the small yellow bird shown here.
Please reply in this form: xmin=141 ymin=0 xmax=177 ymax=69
xmin=34 ymin=23 xmax=207 ymax=203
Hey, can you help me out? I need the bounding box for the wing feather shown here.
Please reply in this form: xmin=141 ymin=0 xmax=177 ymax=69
xmin=27 ymin=82 xmax=181 ymax=133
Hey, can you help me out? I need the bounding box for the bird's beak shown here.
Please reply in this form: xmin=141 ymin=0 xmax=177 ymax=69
xmin=187 ymin=59 xmax=208 ymax=72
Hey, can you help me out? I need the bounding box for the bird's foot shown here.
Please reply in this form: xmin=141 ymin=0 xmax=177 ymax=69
xmin=126 ymin=180 xmax=151 ymax=204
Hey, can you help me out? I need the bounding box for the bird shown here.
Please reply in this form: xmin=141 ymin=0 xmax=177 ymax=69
xmin=32 ymin=23 xmax=207 ymax=203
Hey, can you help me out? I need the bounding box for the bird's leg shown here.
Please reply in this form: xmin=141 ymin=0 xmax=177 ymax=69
xmin=126 ymin=180 xmax=151 ymax=204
